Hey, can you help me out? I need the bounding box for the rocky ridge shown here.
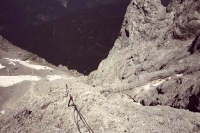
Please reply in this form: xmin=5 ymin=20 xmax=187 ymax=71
xmin=87 ymin=0 xmax=200 ymax=112
xmin=0 ymin=0 xmax=200 ymax=132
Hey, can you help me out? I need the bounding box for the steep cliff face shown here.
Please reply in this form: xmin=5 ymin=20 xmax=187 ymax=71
xmin=1 ymin=1 xmax=200 ymax=132
xmin=87 ymin=0 xmax=200 ymax=111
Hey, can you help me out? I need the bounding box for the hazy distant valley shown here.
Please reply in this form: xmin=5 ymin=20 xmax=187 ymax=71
xmin=1 ymin=0 xmax=129 ymax=74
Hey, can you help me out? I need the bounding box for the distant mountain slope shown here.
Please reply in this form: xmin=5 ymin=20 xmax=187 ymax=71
xmin=0 ymin=0 xmax=123 ymax=35
xmin=0 ymin=0 xmax=70 ymax=34
xmin=6 ymin=0 xmax=129 ymax=74
xmin=0 ymin=0 xmax=24 ymax=35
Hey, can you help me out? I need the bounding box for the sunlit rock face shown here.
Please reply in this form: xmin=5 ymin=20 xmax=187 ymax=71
xmin=87 ymin=0 xmax=200 ymax=112
xmin=1 ymin=1 xmax=200 ymax=132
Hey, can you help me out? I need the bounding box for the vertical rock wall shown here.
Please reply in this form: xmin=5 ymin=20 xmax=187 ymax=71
xmin=87 ymin=0 xmax=200 ymax=111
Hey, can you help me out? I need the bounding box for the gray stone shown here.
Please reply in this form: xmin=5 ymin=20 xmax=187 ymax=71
xmin=1 ymin=0 xmax=200 ymax=132
xmin=87 ymin=0 xmax=200 ymax=111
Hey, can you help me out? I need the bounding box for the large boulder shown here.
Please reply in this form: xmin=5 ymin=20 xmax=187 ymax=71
xmin=87 ymin=0 xmax=200 ymax=111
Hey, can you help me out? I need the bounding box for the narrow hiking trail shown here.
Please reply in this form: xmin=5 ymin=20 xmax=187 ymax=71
xmin=1 ymin=76 xmax=81 ymax=116
xmin=2 ymin=81 xmax=43 ymax=112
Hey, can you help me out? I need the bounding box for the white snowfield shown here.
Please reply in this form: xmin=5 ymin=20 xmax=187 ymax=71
xmin=0 ymin=110 xmax=5 ymax=115
xmin=0 ymin=64 xmax=5 ymax=69
xmin=0 ymin=110 xmax=5 ymax=117
xmin=0 ymin=57 xmax=74 ymax=87
xmin=0 ymin=75 xmax=75 ymax=87
xmin=4 ymin=58 xmax=53 ymax=70
xmin=135 ymin=74 xmax=184 ymax=94
xmin=46 ymin=75 xmax=75 ymax=81
xmin=0 ymin=76 xmax=41 ymax=87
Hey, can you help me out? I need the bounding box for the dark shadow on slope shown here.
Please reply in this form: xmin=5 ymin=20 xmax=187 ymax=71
xmin=5 ymin=0 xmax=129 ymax=75
xmin=160 ymin=0 xmax=171 ymax=7
xmin=188 ymin=34 xmax=200 ymax=54
xmin=187 ymin=93 xmax=200 ymax=112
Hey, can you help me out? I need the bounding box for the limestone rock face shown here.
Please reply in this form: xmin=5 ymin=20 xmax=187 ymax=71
xmin=1 ymin=0 xmax=200 ymax=132
xmin=87 ymin=0 xmax=200 ymax=111
xmin=166 ymin=0 xmax=200 ymax=40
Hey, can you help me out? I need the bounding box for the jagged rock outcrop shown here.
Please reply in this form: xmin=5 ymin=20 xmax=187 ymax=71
xmin=87 ymin=0 xmax=200 ymax=111
xmin=1 ymin=0 xmax=200 ymax=132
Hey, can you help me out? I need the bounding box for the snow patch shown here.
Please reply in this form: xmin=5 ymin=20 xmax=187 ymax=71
xmin=142 ymin=79 xmax=165 ymax=91
xmin=46 ymin=75 xmax=63 ymax=81
xmin=143 ymin=84 xmax=151 ymax=90
xmin=0 ymin=110 xmax=5 ymax=117
xmin=176 ymin=74 xmax=183 ymax=77
xmin=135 ymin=74 xmax=184 ymax=94
xmin=152 ymin=79 xmax=165 ymax=87
xmin=46 ymin=75 xmax=75 ymax=81
xmin=135 ymin=79 xmax=167 ymax=93
xmin=133 ymin=102 xmax=141 ymax=106
xmin=0 ymin=110 xmax=5 ymax=115
xmin=4 ymin=58 xmax=53 ymax=70
xmin=0 ymin=75 xmax=41 ymax=87
xmin=8 ymin=60 xmax=16 ymax=66
xmin=0 ymin=63 xmax=5 ymax=69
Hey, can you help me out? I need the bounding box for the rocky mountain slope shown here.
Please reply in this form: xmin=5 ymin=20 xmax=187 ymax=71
xmin=0 ymin=37 xmax=200 ymax=133
xmin=0 ymin=0 xmax=200 ymax=132
xmin=87 ymin=0 xmax=200 ymax=112
xmin=0 ymin=35 xmax=82 ymax=114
